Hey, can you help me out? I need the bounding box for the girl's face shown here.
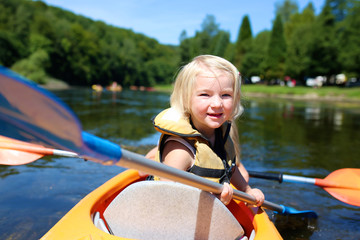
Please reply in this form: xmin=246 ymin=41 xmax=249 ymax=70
xmin=190 ymin=68 xmax=234 ymax=139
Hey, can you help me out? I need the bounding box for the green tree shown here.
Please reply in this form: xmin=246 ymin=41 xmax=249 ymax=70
xmin=327 ymin=0 xmax=354 ymax=22
xmin=0 ymin=1 xmax=15 ymax=30
xmin=223 ymin=43 xmax=235 ymax=63
xmin=95 ymin=38 xmax=123 ymax=86
xmin=308 ymin=1 xmax=339 ymax=77
xmin=198 ymin=15 xmax=220 ymax=55
xmin=0 ymin=30 xmax=23 ymax=67
xmin=28 ymin=34 xmax=52 ymax=54
xmin=265 ymin=14 xmax=287 ymax=81
xmin=119 ymin=38 xmax=144 ymax=87
xmin=11 ymin=49 xmax=50 ymax=84
xmin=338 ymin=1 xmax=360 ymax=77
xmin=201 ymin=15 xmax=220 ymax=38
xmin=212 ymin=31 xmax=231 ymax=57
xmin=285 ymin=4 xmax=316 ymax=82
xmin=178 ymin=15 xmax=222 ymax=61
xmin=179 ymin=30 xmax=192 ymax=63
xmin=283 ymin=3 xmax=315 ymax=41
xmin=31 ymin=13 xmax=56 ymax=41
xmin=53 ymin=23 xmax=100 ymax=85
xmin=242 ymin=31 xmax=270 ymax=78
xmin=285 ymin=25 xmax=313 ymax=82
xmin=275 ymin=0 xmax=299 ymax=23
xmin=234 ymin=15 xmax=252 ymax=70
xmin=12 ymin=2 xmax=34 ymax=50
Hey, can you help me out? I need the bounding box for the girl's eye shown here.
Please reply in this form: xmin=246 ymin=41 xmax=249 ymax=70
xmin=222 ymin=93 xmax=232 ymax=98
xmin=200 ymin=93 xmax=209 ymax=97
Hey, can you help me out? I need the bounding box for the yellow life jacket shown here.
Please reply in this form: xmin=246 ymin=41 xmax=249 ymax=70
xmin=153 ymin=108 xmax=236 ymax=183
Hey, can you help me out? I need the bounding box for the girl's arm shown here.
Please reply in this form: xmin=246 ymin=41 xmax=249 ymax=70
xmin=145 ymin=146 xmax=157 ymax=160
xmin=231 ymin=167 xmax=265 ymax=206
xmin=238 ymin=162 xmax=249 ymax=182
xmin=160 ymin=140 xmax=194 ymax=179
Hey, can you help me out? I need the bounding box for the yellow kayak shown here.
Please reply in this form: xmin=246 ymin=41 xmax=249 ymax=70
xmin=41 ymin=169 xmax=282 ymax=240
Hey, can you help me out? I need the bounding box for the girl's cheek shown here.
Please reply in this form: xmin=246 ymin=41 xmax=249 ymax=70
xmin=196 ymin=98 xmax=208 ymax=105
xmin=224 ymin=100 xmax=234 ymax=108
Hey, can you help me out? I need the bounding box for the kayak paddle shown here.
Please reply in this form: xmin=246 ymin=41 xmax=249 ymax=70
xmin=0 ymin=135 xmax=79 ymax=165
xmin=0 ymin=137 xmax=317 ymax=218
xmin=249 ymin=170 xmax=360 ymax=207
xmin=0 ymin=67 xmax=317 ymax=218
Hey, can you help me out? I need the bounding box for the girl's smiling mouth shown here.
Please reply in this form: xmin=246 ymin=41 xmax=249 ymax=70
xmin=208 ymin=113 xmax=223 ymax=118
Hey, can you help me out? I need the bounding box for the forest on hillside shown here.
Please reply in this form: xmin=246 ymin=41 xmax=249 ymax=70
xmin=0 ymin=0 xmax=359 ymax=87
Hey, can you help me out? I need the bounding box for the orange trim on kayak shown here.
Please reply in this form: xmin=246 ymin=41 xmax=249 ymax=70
xmin=41 ymin=169 xmax=282 ymax=240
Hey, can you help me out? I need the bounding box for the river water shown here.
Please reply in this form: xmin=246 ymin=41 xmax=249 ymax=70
xmin=0 ymin=88 xmax=359 ymax=239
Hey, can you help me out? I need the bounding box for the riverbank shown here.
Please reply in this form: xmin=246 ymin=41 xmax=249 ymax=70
xmin=41 ymin=80 xmax=360 ymax=103
xmin=154 ymin=84 xmax=360 ymax=103
xmin=41 ymin=78 xmax=70 ymax=90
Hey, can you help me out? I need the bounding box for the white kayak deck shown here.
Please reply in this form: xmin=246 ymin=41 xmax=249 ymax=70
xmin=101 ymin=181 xmax=246 ymax=240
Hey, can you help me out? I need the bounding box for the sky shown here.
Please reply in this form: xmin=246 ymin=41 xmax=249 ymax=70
xmin=42 ymin=0 xmax=325 ymax=45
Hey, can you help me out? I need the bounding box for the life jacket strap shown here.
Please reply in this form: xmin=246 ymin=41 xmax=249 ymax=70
xmin=189 ymin=158 xmax=236 ymax=184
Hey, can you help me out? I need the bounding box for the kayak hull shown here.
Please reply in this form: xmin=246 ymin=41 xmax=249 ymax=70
xmin=41 ymin=169 xmax=282 ymax=240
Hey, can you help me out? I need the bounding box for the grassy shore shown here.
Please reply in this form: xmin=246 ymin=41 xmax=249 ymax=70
xmin=154 ymin=84 xmax=360 ymax=102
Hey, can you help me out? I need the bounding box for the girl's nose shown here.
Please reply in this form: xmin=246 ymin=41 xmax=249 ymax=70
xmin=210 ymin=95 xmax=222 ymax=107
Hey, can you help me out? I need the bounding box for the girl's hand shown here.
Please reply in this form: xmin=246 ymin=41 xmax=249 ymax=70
xmin=246 ymin=188 xmax=265 ymax=206
xmin=218 ymin=182 xmax=233 ymax=205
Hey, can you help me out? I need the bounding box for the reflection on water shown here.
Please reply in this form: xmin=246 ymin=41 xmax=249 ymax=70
xmin=54 ymin=89 xmax=169 ymax=146
xmin=240 ymin=98 xmax=360 ymax=171
xmin=0 ymin=89 xmax=359 ymax=240
xmin=272 ymin=213 xmax=318 ymax=239
xmin=239 ymin=98 xmax=360 ymax=239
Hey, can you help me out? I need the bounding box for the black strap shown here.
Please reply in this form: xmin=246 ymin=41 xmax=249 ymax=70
xmin=146 ymin=175 xmax=154 ymax=181
xmin=189 ymin=165 xmax=226 ymax=179
xmin=188 ymin=156 xmax=236 ymax=184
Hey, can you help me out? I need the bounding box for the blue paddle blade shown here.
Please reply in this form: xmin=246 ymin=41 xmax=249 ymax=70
xmin=0 ymin=66 xmax=121 ymax=164
xmin=0 ymin=66 xmax=82 ymax=151
xmin=277 ymin=204 xmax=318 ymax=218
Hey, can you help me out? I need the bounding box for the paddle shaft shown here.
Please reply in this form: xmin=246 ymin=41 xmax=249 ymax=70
xmin=249 ymin=171 xmax=316 ymax=184
xmin=249 ymin=170 xmax=360 ymax=190
xmin=119 ymin=149 xmax=285 ymax=213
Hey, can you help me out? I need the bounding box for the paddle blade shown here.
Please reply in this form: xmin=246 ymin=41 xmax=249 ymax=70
xmin=321 ymin=168 xmax=360 ymax=207
xmin=322 ymin=168 xmax=360 ymax=189
xmin=0 ymin=67 xmax=121 ymax=164
xmin=0 ymin=148 xmax=44 ymax=165
xmin=0 ymin=135 xmax=45 ymax=165
xmin=0 ymin=135 xmax=81 ymax=165
xmin=0 ymin=66 xmax=83 ymax=152
xmin=324 ymin=188 xmax=360 ymax=207
xmin=278 ymin=205 xmax=318 ymax=218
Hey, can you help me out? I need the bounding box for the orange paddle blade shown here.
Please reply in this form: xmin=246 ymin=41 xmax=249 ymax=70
xmin=324 ymin=188 xmax=360 ymax=207
xmin=0 ymin=135 xmax=79 ymax=165
xmin=315 ymin=168 xmax=360 ymax=190
xmin=0 ymin=148 xmax=44 ymax=165
xmin=0 ymin=135 xmax=79 ymax=166
xmin=315 ymin=168 xmax=360 ymax=207
xmin=0 ymin=135 xmax=49 ymax=165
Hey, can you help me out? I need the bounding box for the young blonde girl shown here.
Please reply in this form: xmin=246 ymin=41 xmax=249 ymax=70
xmin=152 ymin=55 xmax=264 ymax=206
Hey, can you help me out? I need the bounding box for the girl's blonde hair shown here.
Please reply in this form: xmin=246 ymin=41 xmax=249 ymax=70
xmin=170 ymin=55 xmax=243 ymax=161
